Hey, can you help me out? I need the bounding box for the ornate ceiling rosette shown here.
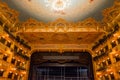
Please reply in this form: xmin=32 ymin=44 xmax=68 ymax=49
xmin=44 ymin=0 xmax=71 ymax=14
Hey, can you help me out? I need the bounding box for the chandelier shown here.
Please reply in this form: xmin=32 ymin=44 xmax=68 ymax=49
xmin=45 ymin=0 xmax=71 ymax=14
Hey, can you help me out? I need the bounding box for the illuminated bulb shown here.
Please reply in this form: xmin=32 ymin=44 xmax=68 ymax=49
xmin=95 ymin=54 xmax=97 ymax=56
xmin=96 ymin=72 xmax=101 ymax=75
xmin=113 ymin=33 xmax=118 ymax=37
xmin=11 ymin=68 xmax=16 ymax=71
xmin=112 ymin=40 xmax=115 ymax=42
xmin=107 ymin=69 xmax=111 ymax=72
xmin=110 ymin=72 xmax=113 ymax=74
xmin=119 ymin=70 xmax=120 ymax=72
xmin=22 ymin=71 xmax=26 ymax=74
xmin=9 ymin=71 xmax=12 ymax=73
xmin=15 ymin=73 xmax=18 ymax=75
xmin=8 ymin=40 xmax=10 ymax=42
xmin=6 ymin=34 xmax=9 ymax=37
xmin=0 ymin=69 xmax=4 ymax=71
xmin=103 ymin=60 xmax=105 ymax=62
xmin=105 ymin=74 xmax=108 ymax=76
xmin=115 ymin=54 xmax=119 ymax=56
xmin=96 ymin=51 xmax=98 ymax=53
xmin=2 ymin=36 xmax=5 ymax=38
xmin=20 ymin=74 xmax=23 ymax=76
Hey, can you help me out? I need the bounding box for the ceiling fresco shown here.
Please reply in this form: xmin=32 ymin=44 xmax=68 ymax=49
xmin=2 ymin=0 xmax=114 ymax=22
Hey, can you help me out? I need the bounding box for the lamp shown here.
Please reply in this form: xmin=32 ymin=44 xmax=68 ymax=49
xmin=45 ymin=0 xmax=71 ymax=14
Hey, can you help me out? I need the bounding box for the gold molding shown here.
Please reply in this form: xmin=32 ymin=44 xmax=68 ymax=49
xmin=16 ymin=18 xmax=104 ymax=33
xmin=0 ymin=0 xmax=120 ymax=32
xmin=0 ymin=1 xmax=18 ymax=23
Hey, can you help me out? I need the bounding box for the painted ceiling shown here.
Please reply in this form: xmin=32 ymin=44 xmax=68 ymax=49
xmin=2 ymin=0 xmax=114 ymax=22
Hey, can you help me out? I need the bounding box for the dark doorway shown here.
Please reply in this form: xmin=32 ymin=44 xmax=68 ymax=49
xmin=29 ymin=52 xmax=94 ymax=80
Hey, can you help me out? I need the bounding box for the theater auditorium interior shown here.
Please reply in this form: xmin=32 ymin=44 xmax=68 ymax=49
xmin=0 ymin=0 xmax=120 ymax=80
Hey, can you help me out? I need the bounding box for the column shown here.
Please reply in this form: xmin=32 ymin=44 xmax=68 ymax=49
xmin=24 ymin=60 xmax=30 ymax=80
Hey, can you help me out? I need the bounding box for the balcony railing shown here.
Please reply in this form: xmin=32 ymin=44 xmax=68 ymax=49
xmin=0 ymin=77 xmax=12 ymax=80
xmin=0 ymin=59 xmax=17 ymax=69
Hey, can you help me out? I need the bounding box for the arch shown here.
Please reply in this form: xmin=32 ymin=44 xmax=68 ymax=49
xmin=29 ymin=49 xmax=94 ymax=57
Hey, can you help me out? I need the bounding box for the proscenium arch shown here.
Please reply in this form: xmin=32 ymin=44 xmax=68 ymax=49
xmin=28 ymin=50 xmax=95 ymax=80
xmin=29 ymin=49 xmax=94 ymax=57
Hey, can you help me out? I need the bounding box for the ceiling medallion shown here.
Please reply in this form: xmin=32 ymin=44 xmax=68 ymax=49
xmin=45 ymin=0 xmax=71 ymax=15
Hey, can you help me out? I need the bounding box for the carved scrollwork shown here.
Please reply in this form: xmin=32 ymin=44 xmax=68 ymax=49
xmin=100 ymin=0 xmax=120 ymax=32
xmin=15 ymin=18 xmax=102 ymax=32
xmin=0 ymin=1 xmax=19 ymax=25
xmin=102 ymin=0 xmax=120 ymax=24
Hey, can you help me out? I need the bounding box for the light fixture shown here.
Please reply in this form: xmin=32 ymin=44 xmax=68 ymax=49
xmin=0 ymin=69 xmax=4 ymax=71
xmin=96 ymin=72 xmax=101 ymax=75
xmin=45 ymin=0 xmax=71 ymax=14
xmin=22 ymin=71 xmax=26 ymax=74
xmin=20 ymin=74 xmax=23 ymax=76
xmin=103 ymin=60 xmax=105 ymax=62
xmin=112 ymin=40 xmax=115 ymax=42
xmin=100 ymin=76 xmax=102 ymax=78
xmin=110 ymin=72 xmax=113 ymax=74
xmin=115 ymin=54 xmax=119 ymax=56
xmin=9 ymin=71 xmax=12 ymax=73
xmin=15 ymin=73 xmax=18 ymax=75
xmin=96 ymin=51 xmax=98 ymax=53
xmin=11 ymin=68 xmax=16 ymax=71
xmin=107 ymin=69 xmax=112 ymax=72
xmin=105 ymin=74 xmax=108 ymax=76
xmin=107 ymin=58 xmax=110 ymax=60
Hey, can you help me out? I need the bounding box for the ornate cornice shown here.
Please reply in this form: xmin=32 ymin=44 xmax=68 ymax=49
xmin=102 ymin=0 xmax=120 ymax=31
xmin=15 ymin=18 xmax=103 ymax=33
xmin=0 ymin=1 xmax=18 ymax=23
